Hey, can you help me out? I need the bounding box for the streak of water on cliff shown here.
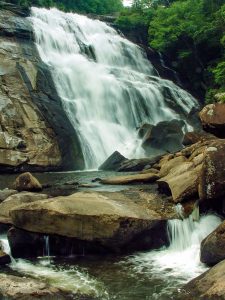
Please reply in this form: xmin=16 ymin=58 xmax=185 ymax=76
xmin=30 ymin=7 xmax=199 ymax=169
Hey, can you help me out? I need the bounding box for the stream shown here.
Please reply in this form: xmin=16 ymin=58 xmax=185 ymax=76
xmin=0 ymin=207 xmax=221 ymax=300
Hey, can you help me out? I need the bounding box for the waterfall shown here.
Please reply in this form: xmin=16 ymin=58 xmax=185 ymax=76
xmin=44 ymin=235 xmax=50 ymax=258
xmin=126 ymin=210 xmax=221 ymax=281
xmin=30 ymin=7 xmax=199 ymax=169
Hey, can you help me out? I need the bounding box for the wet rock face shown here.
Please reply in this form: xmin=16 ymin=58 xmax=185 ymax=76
xmin=178 ymin=259 xmax=225 ymax=300
xmin=0 ymin=6 xmax=84 ymax=171
xmin=200 ymin=221 xmax=225 ymax=266
xmin=199 ymin=103 xmax=225 ymax=138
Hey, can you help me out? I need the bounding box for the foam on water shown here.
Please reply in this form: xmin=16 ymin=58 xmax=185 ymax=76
xmin=0 ymin=209 xmax=222 ymax=299
xmin=122 ymin=210 xmax=221 ymax=292
xmin=9 ymin=258 xmax=109 ymax=299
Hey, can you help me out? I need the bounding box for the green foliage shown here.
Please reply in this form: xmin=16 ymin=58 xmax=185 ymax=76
xmin=117 ymin=0 xmax=225 ymax=103
xmin=9 ymin=0 xmax=123 ymax=14
xmin=213 ymin=61 xmax=225 ymax=86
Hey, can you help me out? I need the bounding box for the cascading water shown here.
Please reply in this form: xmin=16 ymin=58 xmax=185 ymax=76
xmin=0 ymin=210 xmax=221 ymax=299
xmin=30 ymin=7 xmax=199 ymax=169
xmin=125 ymin=208 xmax=221 ymax=284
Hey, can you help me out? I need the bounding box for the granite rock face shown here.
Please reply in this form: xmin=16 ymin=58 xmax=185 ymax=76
xmin=0 ymin=5 xmax=84 ymax=172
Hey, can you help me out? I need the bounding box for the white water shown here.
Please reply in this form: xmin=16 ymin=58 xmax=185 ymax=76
xmin=0 ymin=211 xmax=221 ymax=299
xmin=125 ymin=210 xmax=221 ymax=283
xmin=30 ymin=8 xmax=199 ymax=169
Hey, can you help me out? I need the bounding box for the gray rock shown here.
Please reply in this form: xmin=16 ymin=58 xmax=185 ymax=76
xmin=142 ymin=119 xmax=185 ymax=157
xmin=99 ymin=151 xmax=127 ymax=171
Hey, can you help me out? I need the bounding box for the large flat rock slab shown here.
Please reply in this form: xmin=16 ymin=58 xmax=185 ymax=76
xmin=100 ymin=173 xmax=159 ymax=185
xmin=9 ymin=190 xmax=176 ymax=254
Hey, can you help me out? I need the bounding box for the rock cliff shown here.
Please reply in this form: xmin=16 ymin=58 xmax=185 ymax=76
xmin=0 ymin=2 xmax=84 ymax=172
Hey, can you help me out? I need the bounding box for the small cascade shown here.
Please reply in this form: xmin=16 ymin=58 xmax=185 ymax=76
xmin=0 ymin=234 xmax=15 ymax=264
xmin=125 ymin=210 xmax=221 ymax=282
xmin=44 ymin=235 xmax=50 ymax=258
xmin=167 ymin=205 xmax=201 ymax=252
xmin=0 ymin=234 xmax=109 ymax=298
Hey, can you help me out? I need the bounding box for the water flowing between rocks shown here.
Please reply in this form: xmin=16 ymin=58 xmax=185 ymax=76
xmin=0 ymin=208 xmax=221 ymax=300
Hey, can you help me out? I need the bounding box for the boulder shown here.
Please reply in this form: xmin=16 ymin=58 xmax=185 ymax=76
xmin=9 ymin=191 xmax=176 ymax=255
xmin=101 ymin=173 xmax=159 ymax=185
xmin=201 ymin=220 xmax=225 ymax=265
xmin=0 ymin=189 xmax=18 ymax=202
xmin=157 ymin=162 xmax=201 ymax=203
xmin=98 ymin=151 xmax=127 ymax=171
xmin=178 ymin=259 xmax=225 ymax=300
xmin=0 ymin=273 xmax=70 ymax=299
xmin=14 ymin=172 xmax=42 ymax=192
xmin=0 ymin=192 xmax=48 ymax=224
xmin=141 ymin=119 xmax=185 ymax=156
xmin=182 ymin=131 xmax=216 ymax=146
xmin=159 ymin=155 xmax=187 ymax=177
xmin=198 ymin=140 xmax=225 ymax=201
xmin=199 ymin=103 xmax=225 ymax=138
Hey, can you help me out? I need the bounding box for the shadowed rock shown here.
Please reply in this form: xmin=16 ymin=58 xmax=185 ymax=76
xmin=201 ymin=220 xmax=225 ymax=266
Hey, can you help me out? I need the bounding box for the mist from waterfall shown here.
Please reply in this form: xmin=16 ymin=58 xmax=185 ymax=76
xmin=30 ymin=7 xmax=199 ymax=169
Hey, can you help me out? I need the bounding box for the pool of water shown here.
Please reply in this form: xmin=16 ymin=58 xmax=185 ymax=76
xmin=0 ymin=170 xmax=136 ymax=192
xmin=1 ymin=212 xmax=221 ymax=300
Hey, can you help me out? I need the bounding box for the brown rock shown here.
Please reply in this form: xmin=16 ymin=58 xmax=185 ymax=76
xmin=198 ymin=140 xmax=225 ymax=200
xmin=0 ymin=192 xmax=48 ymax=224
xmin=9 ymin=191 xmax=175 ymax=253
xmin=101 ymin=173 xmax=159 ymax=185
xmin=178 ymin=259 xmax=225 ymax=300
xmin=0 ymin=273 xmax=68 ymax=299
xmin=159 ymin=155 xmax=187 ymax=177
xmin=14 ymin=172 xmax=42 ymax=192
xmin=182 ymin=131 xmax=216 ymax=146
xmin=0 ymin=189 xmax=18 ymax=202
xmin=201 ymin=220 xmax=225 ymax=265
xmin=157 ymin=163 xmax=201 ymax=203
xmin=199 ymin=103 xmax=225 ymax=137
